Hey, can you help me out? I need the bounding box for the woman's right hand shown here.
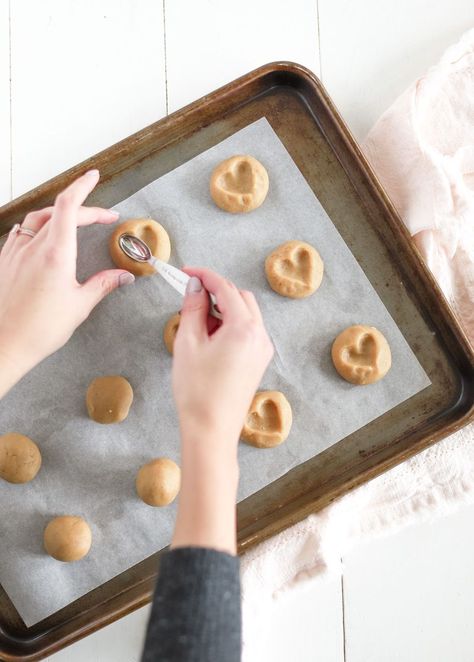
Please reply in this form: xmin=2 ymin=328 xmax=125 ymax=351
xmin=171 ymin=268 xmax=273 ymax=553
xmin=172 ymin=268 xmax=274 ymax=453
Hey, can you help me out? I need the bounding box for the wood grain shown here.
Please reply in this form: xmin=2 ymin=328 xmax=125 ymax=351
xmin=0 ymin=0 xmax=10 ymax=206
xmin=165 ymin=0 xmax=320 ymax=113
xmin=10 ymin=0 xmax=167 ymax=199
xmin=343 ymin=504 xmax=474 ymax=662
xmin=318 ymin=0 xmax=474 ymax=141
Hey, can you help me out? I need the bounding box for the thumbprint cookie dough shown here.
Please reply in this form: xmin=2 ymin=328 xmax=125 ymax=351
xmin=136 ymin=458 xmax=181 ymax=507
xmin=109 ymin=218 xmax=171 ymax=276
xmin=241 ymin=390 xmax=293 ymax=448
xmin=210 ymin=155 xmax=269 ymax=213
xmin=265 ymin=240 xmax=324 ymax=299
xmin=44 ymin=516 xmax=92 ymax=562
xmin=163 ymin=312 xmax=181 ymax=355
xmin=86 ymin=375 xmax=133 ymax=424
xmin=331 ymin=325 xmax=391 ymax=385
xmin=0 ymin=432 xmax=42 ymax=484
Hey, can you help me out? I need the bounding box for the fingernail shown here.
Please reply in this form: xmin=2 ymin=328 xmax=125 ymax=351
xmin=186 ymin=276 xmax=202 ymax=294
xmin=107 ymin=209 xmax=119 ymax=218
xmin=119 ymin=272 xmax=135 ymax=287
xmin=85 ymin=169 xmax=100 ymax=177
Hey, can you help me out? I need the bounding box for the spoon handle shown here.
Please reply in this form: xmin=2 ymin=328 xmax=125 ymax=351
xmin=148 ymin=257 xmax=223 ymax=321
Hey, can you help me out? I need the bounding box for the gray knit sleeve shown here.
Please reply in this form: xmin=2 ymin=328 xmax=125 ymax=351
xmin=141 ymin=547 xmax=241 ymax=662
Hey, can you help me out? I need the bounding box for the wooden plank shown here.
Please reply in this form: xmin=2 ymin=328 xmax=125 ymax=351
xmin=10 ymin=0 xmax=167 ymax=199
xmin=319 ymin=0 xmax=474 ymax=141
xmin=252 ymin=575 xmax=344 ymax=661
xmin=165 ymin=0 xmax=320 ymax=113
xmin=0 ymin=0 xmax=10 ymax=206
xmin=47 ymin=605 xmax=150 ymax=661
xmin=47 ymin=576 xmax=344 ymax=662
xmin=343 ymin=504 xmax=474 ymax=662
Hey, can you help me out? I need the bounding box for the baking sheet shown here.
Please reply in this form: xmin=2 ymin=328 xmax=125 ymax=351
xmin=0 ymin=118 xmax=430 ymax=625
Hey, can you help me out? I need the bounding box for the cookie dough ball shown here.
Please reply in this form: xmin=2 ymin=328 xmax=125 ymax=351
xmin=86 ymin=375 xmax=133 ymax=424
xmin=0 ymin=433 xmax=42 ymax=484
xmin=265 ymin=240 xmax=324 ymax=299
xmin=136 ymin=458 xmax=181 ymax=507
xmin=109 ymin=218 xmax=171 ymax=276
xmin=210 ymin=155 xmax=269 ymax=213
xmin=331 ymin=325 xmax=391 ymax=385
xmin=241 ymin=391 xmax=292 ymax=448
xmin=44 ymin=515 xmax=92 ymax=562
xmin=163 ymin=312 xmax=181 ymax=355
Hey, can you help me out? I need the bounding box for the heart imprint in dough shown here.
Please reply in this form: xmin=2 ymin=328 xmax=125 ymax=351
xmin=343 ymin=332 xmax=377 ymax=382
xmin=109 ymin=218 xmax=171 ymax=277
xmin=331 ymin=325 xmax=391 ymax=385
xmin=241 ymin=390 xmax=293 ymax=448
xmin=265 ymin=240 xmax=324 ymax=299
xmin=210 ymin=155 xmax=269 ymax=213
xmin=222 ymin=159 xmax=255 ymax=195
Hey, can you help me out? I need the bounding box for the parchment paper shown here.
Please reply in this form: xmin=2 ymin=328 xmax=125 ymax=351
xmin=0 ymin=118 xmax=430 ymax=625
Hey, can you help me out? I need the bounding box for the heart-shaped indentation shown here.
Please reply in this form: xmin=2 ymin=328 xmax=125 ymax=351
xmin=222 ymin=159 xmax=255 ymax=195
xmin=247 ymin=399 xmax=283 ymax=435
xmin=342 ymin=333 xmax=377 ymax=381
xmin=331 ymin=325 xmax=391 ymax=385
xmin=109 ymin=218 xmax=171 ymax=277
xmin=342 ymin=333 xmax=377 ymax=372
xmin=210 ymin=155 xmax=269 ymax=213
xmin=276 ymin=247 xmax=312 ymax=285
xmin=241 ymin=391 xmax=292 ymax=448
xmin=265 ymin=240 xmax=324 ymax=299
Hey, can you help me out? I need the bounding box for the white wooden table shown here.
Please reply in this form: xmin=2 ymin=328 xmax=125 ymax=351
xmin=1 ymin=2 xmax=473 ymax=660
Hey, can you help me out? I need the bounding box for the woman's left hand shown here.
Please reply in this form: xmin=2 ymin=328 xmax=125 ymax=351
xmin=0 ymin=170 xmax=134 ymax=395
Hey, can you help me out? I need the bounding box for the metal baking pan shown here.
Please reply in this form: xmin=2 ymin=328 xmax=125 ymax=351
xmin=0 ymin=62 xmax=472 ymax=660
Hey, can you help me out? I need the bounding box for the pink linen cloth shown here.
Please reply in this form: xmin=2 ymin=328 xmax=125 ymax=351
xmin=242 ymin=28 xmax=474 ymax=658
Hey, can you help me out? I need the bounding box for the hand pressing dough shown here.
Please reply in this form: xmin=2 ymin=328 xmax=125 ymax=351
xmin=0 ymin=433 xmax=42 ymax=484
xmin=241 ymin=391 xmax=292 ymax=448
xmin=265 ymin=240 xmax=324 ymax=299
xmin=331 ymin=325 xmax=391 ymax=385
xmin=109 ymin=218 xmax=171 ymax=276
xmin=86 ymin=375 xmax=133 ymax=424
xmin=163 ymin=312 xmax=181 ymax=355
xmin=136 ymin=458 xmax=181 ymax=507
xmin=44 ymin=515 xmax=92 ymax=562
xmin=210 ymin=155 xmax=269 ymax=213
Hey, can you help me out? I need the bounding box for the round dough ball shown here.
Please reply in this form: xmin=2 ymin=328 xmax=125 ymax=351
xmin=265 ymin=240 xmax=324 ymax=299
xmin=86 ymin=375 xmax=133 ymax=424
xmin=136 ymin=458 xmax=181 ymax=507
xmin=0 ymin=433 xmax=42 ymax=484
xmin=210 ymin=155 xmax=269 ymax=213
xmin=331 ymin=325 xmax=391 ymax=385
xmin=241 ymin=391 xmax=293 ymax=449
xmin=163 ymin=312 xmax=181 ymax=355
xmin=109 ymin=218 xmax=171 ymax=276
xmin=44 ymin=515 xmax=92 ymax=562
